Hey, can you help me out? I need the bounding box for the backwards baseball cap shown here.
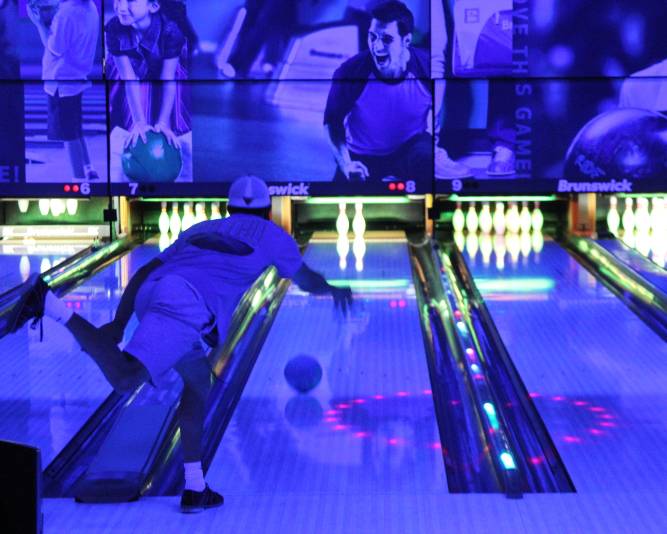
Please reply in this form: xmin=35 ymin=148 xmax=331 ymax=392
xmin=227 ymin=175 xmax=271 ymax=209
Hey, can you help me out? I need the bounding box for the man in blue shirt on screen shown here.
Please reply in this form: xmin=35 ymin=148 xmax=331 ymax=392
xmin=323 ymin=1 xmax=437 ymax=183
xmin=10 ymin=175 xmax=352 ymax=513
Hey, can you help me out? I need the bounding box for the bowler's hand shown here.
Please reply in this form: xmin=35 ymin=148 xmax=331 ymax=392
xmin=26 ymin=6 xmax=43 ymax=27
xmin=331 ymin=286 xmax=353 ymax=316
xmin=99 ymin=320 xmax=125 ymax=345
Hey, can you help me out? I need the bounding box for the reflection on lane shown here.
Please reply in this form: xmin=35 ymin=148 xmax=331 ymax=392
xmin=464 ymin=238 xmax=667 ymax=493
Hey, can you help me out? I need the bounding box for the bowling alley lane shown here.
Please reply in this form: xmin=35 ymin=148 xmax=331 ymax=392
xmin=206 ymin=239 xmax=448 ymax=508
xmin=462 ymin=237 xmax=667 ymax=493
xmin=0 ymin=242 xmax=88 ymax=294
xmin=0 ymin=243 xmax=160 ymax=466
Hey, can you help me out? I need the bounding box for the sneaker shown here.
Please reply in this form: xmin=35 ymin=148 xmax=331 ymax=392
xmin=6 ymin=275 xmax=49 ymax=335
xmin=217 ymin=62 xmax=236 ymax=79
xmin=435 ymin=148 xmax=473 ymax=179
xmin=486 ymin=145 xmax=516 ymax=175
xmin=85 ymin=169 xmax=100 ymax=181
xmin=180 ymin=485 xmax=224 ymax=513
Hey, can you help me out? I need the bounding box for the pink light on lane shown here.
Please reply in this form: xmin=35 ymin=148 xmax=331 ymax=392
xmin=387 ymin=438 xmax=401 ymax=446
xmin=373 ymin=394 xmax=384 ymax=400
xmin=354 ymin=432 xmax=370 ymax=439
xmin=589 ymin=428 xmax=604 ymax=436
xmin=453 ymin=310 xmax=462 ymax=319
xmin=599 ymin=414 xmax=615 ymax=420
xmin=529 ymin=457 xmax=544 ymax=465
xmin=552 ymin=396 xmax=565 ymax=402
xmin=589 ymin=407 xmax=605 ymax=413
xmin=324 ymin=410 xmax=339 ymax=416
xmin=390 ymin=300 xmax=397 ymax=308
xmin=563 ymin=435 xmax=582 ymax=444
xmin=599 ymin=421 xmax=617 ymax=428
xmin=422 ymin=389 xmax=432 ymax=395
xmin=333 ymin=425 xmax=348 ymax=431
xmin=324 ymin=417 xmax=339 ymax=423
xmin=336 ymin=403 xmax=351 ymax=409
xmin=529 ymin=392 xmax=540 ymax=398
xmin=353 ymin=399 xmax=366 ymax=404
xmin=398 ymin=300 xmax=406 ymax=308
xmin=429 ymin=442 xmax=443 ymax=450
xmin=396 ymin=391 xmax=409 ymax=397
xmin=573 ymin=401 xmax=588 ymax=406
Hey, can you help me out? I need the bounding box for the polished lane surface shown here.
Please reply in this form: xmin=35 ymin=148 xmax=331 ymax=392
xmin=0 ymin=244 xmax=160 ymax=465
xmin=206 ymin=240 xmax=447 ymax=531
xmin=464 ymin=239 xmax=667 ymax=493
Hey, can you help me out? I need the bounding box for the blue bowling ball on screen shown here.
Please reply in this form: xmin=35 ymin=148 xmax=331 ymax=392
xmin=122 ymin=130 xmax=182 ymax=183
xmin=284 ymin=355 xmax=322 ymax=394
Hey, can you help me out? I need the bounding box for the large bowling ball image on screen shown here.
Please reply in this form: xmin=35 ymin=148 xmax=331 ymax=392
xmin=122 ymin=131 xmax=182 ymax=183
xmin=564 ymin=108 xmax=667 ymax=181
xmin=284 ymin=355 xmax=322 ymax=394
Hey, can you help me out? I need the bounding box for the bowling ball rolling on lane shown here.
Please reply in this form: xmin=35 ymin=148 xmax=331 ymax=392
xmin=122 ymin=131 xmax=183 ymax=183
xmin=284 ymin=355 xmax=322 ymax=394
xmin=564 ymin=108 xmax=667 ymax=181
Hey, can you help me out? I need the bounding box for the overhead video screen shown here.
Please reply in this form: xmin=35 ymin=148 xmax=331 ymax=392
xmin=0 ymin=0 xmax=103 ymax=80
xmin=188 ymin=0 xmax=430 ymax=80
xmin=0 ymin=81 xmax=108 ymax=196
xmin=432 ymin=0 xmax=667 ymax=78
xmin=434 ymin=78 xmax=667 ymax=194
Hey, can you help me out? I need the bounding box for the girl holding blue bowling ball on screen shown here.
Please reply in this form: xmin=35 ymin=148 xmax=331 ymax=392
xmin=105 ymin=0 xmax=194 ymax=182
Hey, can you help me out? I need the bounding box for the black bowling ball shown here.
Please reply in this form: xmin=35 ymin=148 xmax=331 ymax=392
xmin=564 ymin=108 xmax=667 ymax=181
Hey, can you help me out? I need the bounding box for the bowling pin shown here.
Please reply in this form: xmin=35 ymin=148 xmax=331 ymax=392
xmin=531 ymin=230 xmax=544 ymax=254
xmin=621 ymin=197 xmax=634 ymax=233
xmin=181 ymin=202 xmax=195 ymax=231
xmin=19 ymin=255 xmax=30 ymax=282
xmin=479 ymin=202 xmax=493 ymax=234
xmin=336 ymin=202 xmax=349 ymax=236
xmin=194 ymin=202 xmax=208 ymax=224
xmin=466 ymin=232 xmax=479 ymax=262
xmin=352 ymin=202 xmax=366 ymax=237
xmin=606 ymin=196 xmax=620 ymax=236
xmin=621 ymin=228 xmax=635 ymax=249
xmin=635 ymin=227 xmax=651 ymax=258
xmin=650 ymin=197 xmax=663 ymax=235
xmin=65 ymin=198 xmax=78 ymax=216
xmin=531 ymin=202 xmax=544 ymax=233
xmin=169 ymin=202 xmax=181 ymax=236
xmin=466 ymin=202 xmax=479 ymax=233
xmin=210 ymin=202 xmax=222 ymax=220
xmin=159 ymin=232 xmax=171 ymax=252
xmin=38 ymin=198 xmax=50 ymax=216
xmin=519 ymin=201 xmax=532 ymax=233
xmin=353 ymin=234 xmax=366 ymax=272
xmin=454 ymin=231 xmax=465 ymax=252
xmin=50 ymin=198 xmax=65 ymax=217
xmin=453 ymin=202 xmax=465 ymax=233
xmin=506 ymin=232 xmax=520 ymax=267
xmin=520 ymin=231 xmax=532 ymax=260
xmin=493 ymin=234 xmax=506 ymax=270
xmin=18 ymin=199 xmax=29 ymax=213
xmin=40 ymin=258 xmax=51 ymax=273
xmin=480 ymin=233 xmax=493 ymax=266
xmin=336 ymin=233 xmax=350 ymax=270
xmin=158 ymin=202 xmax=170 ymax=234
xmin=506 ymin=201 xmax=520 ymax=234
xmin=635 ymin=197 xmax=650 ymax=233
xmin=492 ymin=202 xmax=505 ymax=235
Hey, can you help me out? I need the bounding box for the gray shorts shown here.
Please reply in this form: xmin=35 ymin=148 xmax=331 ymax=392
xmin=124 ymin=274 xmax=214 ymax=388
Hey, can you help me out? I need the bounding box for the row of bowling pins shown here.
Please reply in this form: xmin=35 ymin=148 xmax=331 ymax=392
xmin=619 ymin=228 xmax=667 ymax=269
xmin=454 ymin=230 xmax=544 ymax=270
xmin=607 ymin=196 xmax=666 ymax=236
xmin=29 ymin=198 xmax=79 ymax=217
xmin=158 ymin=201 xmax=224 ymax=237
xmin=452 ymin=201 xmax=544 ymax=235
xmin=336 ymin=202 xmax=366 ymax=272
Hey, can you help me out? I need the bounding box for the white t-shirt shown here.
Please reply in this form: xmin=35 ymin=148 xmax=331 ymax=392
xmin=42 ymin=0 xmax=99 ymax=97
xmin=153 ymin=214 xmax=304 ymax=333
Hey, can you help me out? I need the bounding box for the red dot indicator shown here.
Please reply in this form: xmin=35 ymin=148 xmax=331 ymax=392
xmin=397 ymin=182 xmax=405 ymax=191
xmin=388 ymin=183 xmax=396 ymax=191
xmin=454 ymin=310 xmax=462 ymax=319
xmin=73 ymin=185 xmax=80 ymax=193
xmin=63 ymin=185 xmax=71 ymax=192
